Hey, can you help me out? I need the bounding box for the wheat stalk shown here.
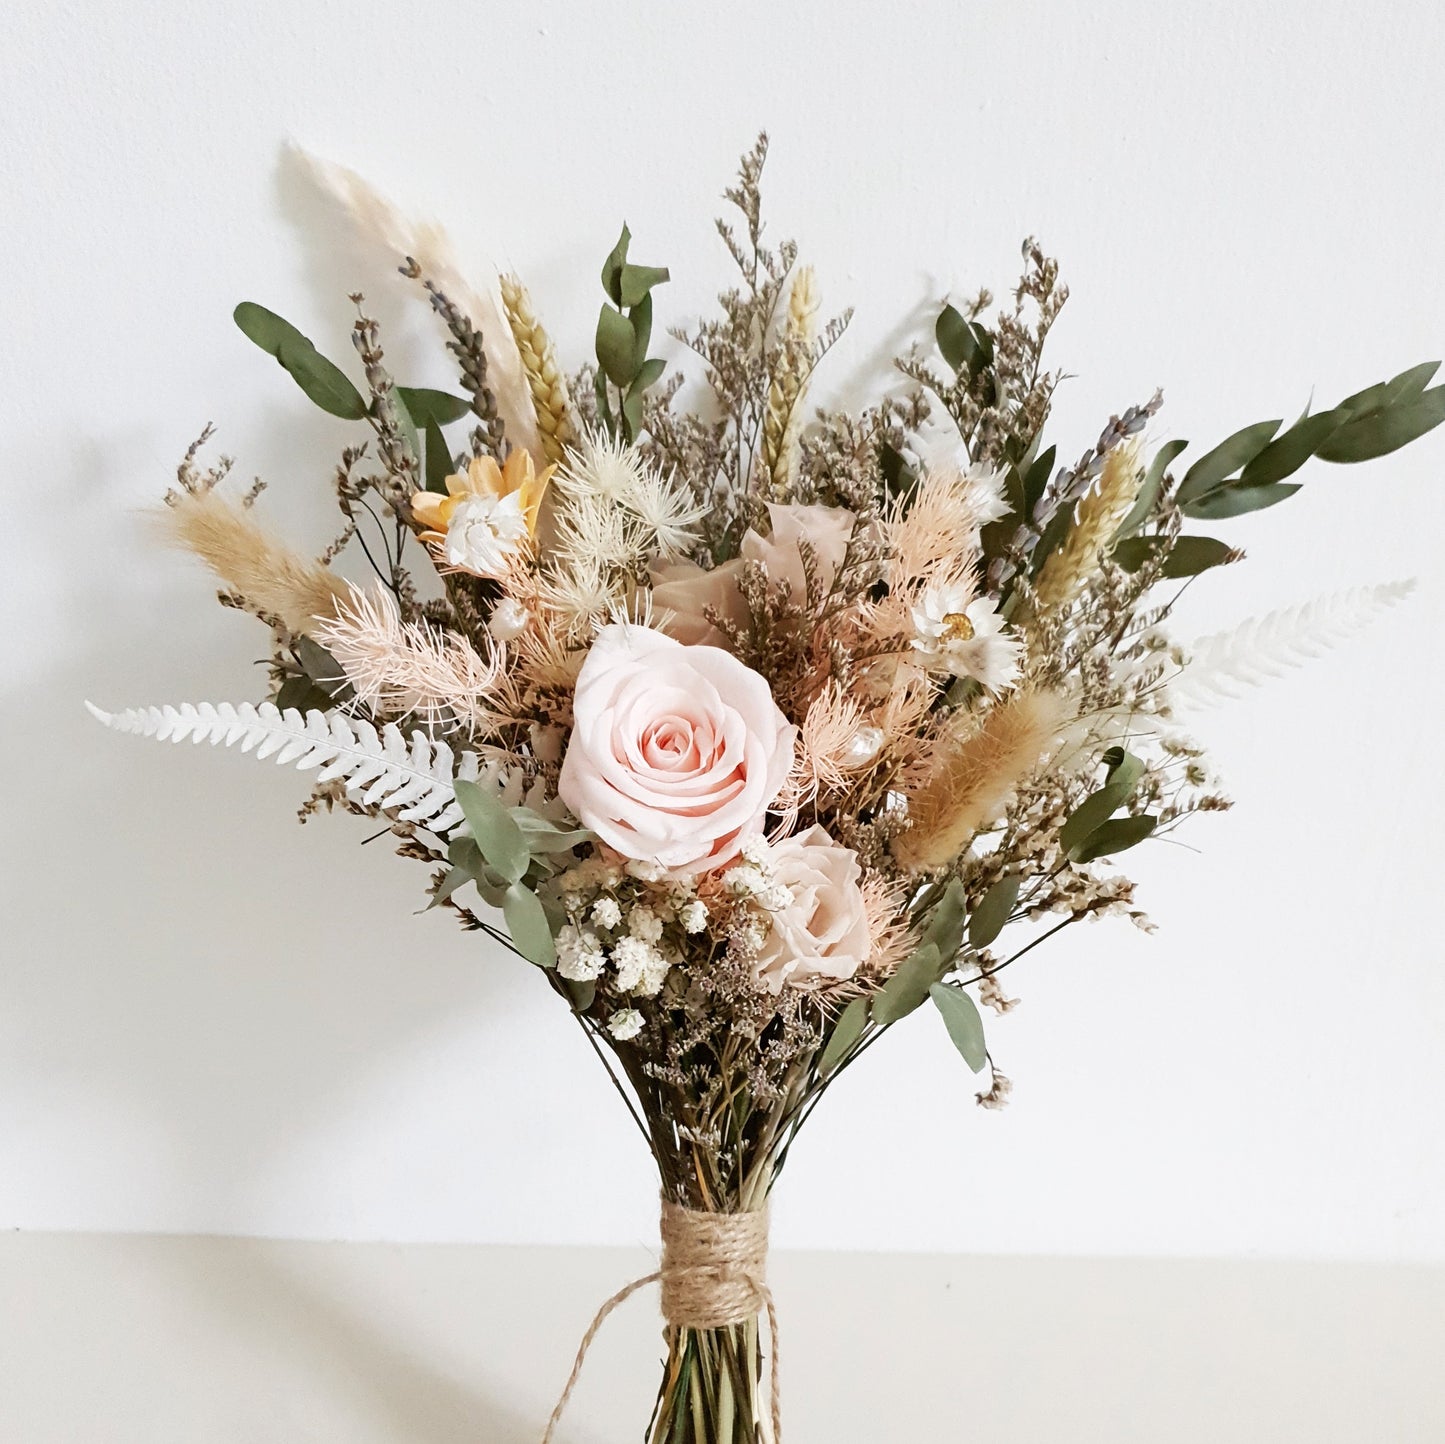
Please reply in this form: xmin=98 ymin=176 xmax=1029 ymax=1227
xmin=1033 ymin=439 xmax=1143 ymax=614
xmin=762 ymin=265 xmax=819 ymax=496
xmin=500 ymin=275 xmax=574 ymax=467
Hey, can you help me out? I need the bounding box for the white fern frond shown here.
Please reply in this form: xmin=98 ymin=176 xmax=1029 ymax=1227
xmin=288 ymin=144 xmax=544 ymax=463
xmin=85 ymin=700 xmax=543 ymax=833
xmin=1169 ymin=580 xmax=1416 ymax=712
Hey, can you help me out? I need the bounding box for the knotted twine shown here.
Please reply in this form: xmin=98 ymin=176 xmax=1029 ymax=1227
xmin=541 ymin=1197 xmax=781 ymax=1442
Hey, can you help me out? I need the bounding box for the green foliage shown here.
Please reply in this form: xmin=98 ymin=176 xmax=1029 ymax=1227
xmin=424 ymin=413 xmax=454 ymax=492
xmin=233 ymin=302 xmax=368 ymax=420
xmin=818 ymin=996 xmax=870 ymax=1077
xmin=502 ymin=880 xmax=556 ymax=966
xmin=453 ymin=779 xmax=530 ymax=883
xmin=1153 ymin=363 xmax=1445 ymax=524
xmin=1112 ymin=534 xmax=1239 ymax=578
xmin=929 ymin=983 xmax=988 ymax=1072
xmin=1060 ymin=748 xmax=1150 ymax=862
xmin=968 ymin=876 xmax=1022 ymax=950
xmin=1071 ymin=814 xmax=1158 ymax=862
xmin=871 ymin=942 xmax=942 ymax=1026
xmin=594 ymin=224 xmax=670 ymax=443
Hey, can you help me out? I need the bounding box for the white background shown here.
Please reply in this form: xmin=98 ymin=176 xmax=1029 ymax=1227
xmin=3 ymin=0 xmax=1443 ymax=1260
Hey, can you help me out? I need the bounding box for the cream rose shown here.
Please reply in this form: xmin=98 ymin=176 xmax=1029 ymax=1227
xmin=753 ymin=825 xmax=871 ymax=993
xmin=558 ymin=624 xmax=796 ymax=873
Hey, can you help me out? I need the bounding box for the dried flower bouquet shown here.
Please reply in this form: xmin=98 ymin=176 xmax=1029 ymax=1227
xmin=91 ymin=137 xmax=1443 ymax=1442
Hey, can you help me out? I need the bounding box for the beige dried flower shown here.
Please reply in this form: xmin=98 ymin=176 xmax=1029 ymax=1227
xmin=161 ymin=488 xmax=349 ymax=638
xmin=1032 ymin=438 xmax=1143 ymax=615
xmin=893 ymin=689 xmax=1068 ymax=870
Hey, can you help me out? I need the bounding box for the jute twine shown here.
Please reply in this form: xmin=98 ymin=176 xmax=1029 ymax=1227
xmin=540 ymin=1197 xmax=780 ymax=1442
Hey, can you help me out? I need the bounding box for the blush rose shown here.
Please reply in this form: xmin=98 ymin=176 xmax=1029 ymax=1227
xmin=753 ymin=825 xmax=871 ymax=993
xmin=558 ymin=624 xmax=796 ymax=874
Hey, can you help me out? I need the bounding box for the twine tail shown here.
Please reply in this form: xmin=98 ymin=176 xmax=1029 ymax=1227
xmin=761 ymin=1282 xmax=783 ymax=1444
xmin=540 ymin=1271 xmax=660 ymax=1444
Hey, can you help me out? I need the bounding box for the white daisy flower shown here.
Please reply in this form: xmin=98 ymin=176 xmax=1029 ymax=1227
xmin=911 ymin=585 xmax=1022 ymax=694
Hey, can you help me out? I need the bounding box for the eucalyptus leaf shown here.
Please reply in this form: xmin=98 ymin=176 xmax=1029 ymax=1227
xmin=274 ymin=334 xmax=369 ymax=420
xmin=423 ymin=865 xmax=473 ymax=911
xmin=1023 ymin=445 xmax=1057 ymax=518
xmin=388 ymin=385 xmax=421 ymax=466
xmin=567 ymin=978 xmax=596 ymax=1012
xmin=629 ymin=292 xmax=654 ymax=369
xmin=447 ymin=835 xmax=483 ymax=875
xmin=453 ymin=779 xmax=530 ymax=884
xmin=502 ymin=880 xmax=556 ymax=966
xmin=819 ymin=996 xmax=870 ymax=1077
xmin=871 ymin=942 xmax=942 ymax=1027
xmin=1239 ymin=408 xmax=1346 ymax=486
xmin=1176 ymin=419 xmax=1282 ymax=504
xmin=618 ymin=262 xmax=670 ymax=307
xmin=1115 ymin=438 xmax=1187 ymax=539
xmin=1182 ymin=481 xmax=1301 ymax=519
xmin=929 ymin=983 xmax=988 ymax=1072
xmin=968 ymin=876 xmax=1022 ymax=950
xmin=424 ymin=413 xmax=454 ymax=493
xmin=630 ymin=356 xmax=667 ymax=396
xmin=234 ymin=301 xmax=306 ymax=356
xmin=274 ymin=676 xmax=335 ymax=714
xmin=293 ymin=636 xmax=350 ymax=695
xmin=1337 ymin=361 xmax=1439 ymax=419
xmin=921 ymin=879 xmax=968 ymax=961
xmin=1316 ymin=385 xmax=1445 ymax=463
xmin=600 ymin=224 xmax=631 ymax=306
xmin=1060 ymin=750 xmax=1146 ymax=858
xmin=1071 ymin=813 xmax=1158 ymax=864
xmin=1112 ymin=534 xmax=1238 ymax=578
xmin=596 ymin=305 xmax=636 ymax=387
xmin=622 ymin=384 xmax=645 ymax=443
xmin=936 ymin=304 xmax=975 ymax=372
xmin=396 ymin=386 xmax=472 ymax=427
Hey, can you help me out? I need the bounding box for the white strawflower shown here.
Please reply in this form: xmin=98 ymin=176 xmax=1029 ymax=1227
xmin=911 ymin=585 xmax=1022 ymax=695
xmin=487 ymin=597 xmax=531 ymax=641
xmin=680 ymin=900 xmax=708 ymax=934
xmin=444 ymin=491 xmax=528 ymax=577
xmin=628 ymin=906 xmax=664 ymax=943
xmin=591 ymin=897 xmax=622 ymax=930
xmin=607 ymin=1008 xmax=644 ymax=1042
xmin=556 ymin=925 xmax=605 ymax=981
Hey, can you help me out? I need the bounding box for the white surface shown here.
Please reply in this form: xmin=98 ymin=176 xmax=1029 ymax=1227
xmin=3 ymin=1233 xmax=1443 ymax=1443
xmin=2 ymin=1 xmax=1445 ymax=1256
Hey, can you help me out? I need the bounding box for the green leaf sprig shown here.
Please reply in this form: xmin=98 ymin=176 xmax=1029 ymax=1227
xmin=594 ymin=225 xmax=670 ymax=444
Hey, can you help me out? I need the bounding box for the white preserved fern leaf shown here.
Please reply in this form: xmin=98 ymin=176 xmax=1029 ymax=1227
xmin=1169 ymin=580 xmax=1415 ymax=712
xmin=85 ymin=700 xmax=541 ymax=833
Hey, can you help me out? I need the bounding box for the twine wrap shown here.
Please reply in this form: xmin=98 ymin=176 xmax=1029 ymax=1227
xmin=541 ymin=1198 xmax=780 ymax=1443
xmin=659 ymin=1197 xmax=770 ymax=1330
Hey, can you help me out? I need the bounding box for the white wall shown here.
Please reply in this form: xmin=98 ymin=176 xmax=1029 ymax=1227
xmin=3 ymin=0 xmax=1443 ymax=1258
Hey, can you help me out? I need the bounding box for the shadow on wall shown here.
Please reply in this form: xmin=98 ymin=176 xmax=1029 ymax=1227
xmin=0 ymin=157 xmax=580 ymax=1239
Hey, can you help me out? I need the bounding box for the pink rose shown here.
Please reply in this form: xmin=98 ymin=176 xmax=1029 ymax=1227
xmin=648 ymin=558 xmax=748 ymax=647
xmin=741 ymin=503 xmax=856 ymax=603
xmin=754 ymin=825 xmax=871 ymax=993
xmin=559 ymin=624 xmax=796 ymax=873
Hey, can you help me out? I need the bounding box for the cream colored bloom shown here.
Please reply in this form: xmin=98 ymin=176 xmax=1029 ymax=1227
xmin=911 ymin=585 xmax=1021 ymax=695
xmin=753 ymin=825 xmax=871 ymax=993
